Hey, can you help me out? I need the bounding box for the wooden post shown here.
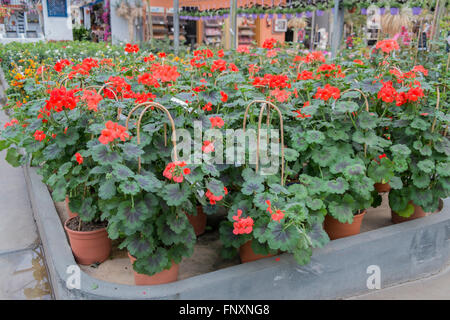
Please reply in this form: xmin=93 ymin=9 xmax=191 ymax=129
xmin=148 ymin=0 xmax=153 ymax=40
xmin=331 ymin=0 xmax=343 ymax=58
xmin=174 ymin=0 xmax=180 ymax=54
xmin=230 ymin=0 xmax=237 ymax=49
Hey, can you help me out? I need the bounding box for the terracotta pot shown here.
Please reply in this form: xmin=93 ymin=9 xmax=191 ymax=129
xmin=64 ymin=217 xmax=111 ymax=265
xmin=391 ymin=199 xmax=443 ymax=224
xmin=239 ymin=240 xmax=275 ymax=263
xmin=324 ymin=210 xmax=367 ymax=240
xmin=128 ymin=253 xmax=179 ymax=285
xmin=374 ymin=182 xmax=391 ymax=193
xmin=65 ymin=195 xmax=78 ymax=218
xmin=185 ymin=206 xmax=207 ymax=236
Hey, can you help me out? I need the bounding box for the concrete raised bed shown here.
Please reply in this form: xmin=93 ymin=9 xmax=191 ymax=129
xmin=24 ymin=165 xmax=450 ymax=300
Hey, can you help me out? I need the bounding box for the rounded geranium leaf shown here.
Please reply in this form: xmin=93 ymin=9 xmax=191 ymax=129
xmin=326 ymin=177 xmax=349 ymax=194
xmin=241 ymin=180 xmax=264 ymax=195
xmin=417 ymin=159 xmax=435 ymax=174
xmin=113 ymin=163 xmax=135 ymax=180
xmin=99 ymin=179 xmax=116 ymax=200
xmin=305 ymin=130 xmax=325 ymax=144
xmin=266 ymin=222 xmax=299 ymax=251
xmin=162 ymin=183 xmax=190 ymax=206
xmin=119 ymin=180 xmax=140 ymax=195
xmin=328 ymin=194 xmax=355 ymax=223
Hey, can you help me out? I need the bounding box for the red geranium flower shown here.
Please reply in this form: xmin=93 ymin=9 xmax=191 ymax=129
xmin=220 ymin=91 xmax=228 ymax=102
xmin=34 ymin=130 xmax=46 ymax=142
xmin=232 ymin=209 xmax=254 ymax=235
xmin=75 ymin=152 xmax=83 ymax=165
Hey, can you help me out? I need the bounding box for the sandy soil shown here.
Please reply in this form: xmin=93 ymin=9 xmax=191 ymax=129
xmin=55 ymin=193 xmax=392 ymax=285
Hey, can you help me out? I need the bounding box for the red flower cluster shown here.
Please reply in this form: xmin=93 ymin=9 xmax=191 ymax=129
xmin=41 ymin=87 xmax=81 ymax=120
xmin=262 ymin=38 xmax=277 ymax=49
xmin=163 ymin=161 xmax=191 ymax=183
xmin=81 ymin=89 xmax=103 ymax=112
xmin=252 ymin=74 xmax=290 ymax=89
xmin=220 ymin=91 xmax=228 ymax=102
xmin=314 ymin=84 xmax=341 ymax=101
xmin=34 ymin=130 xmax=46 ymax=142
xmin=98 ymin=121 xmax=130 ymax=145
xmin=294 ymin=51 xmax=326 ymax=64
xmin=137 ymin=73 xmax=160 ymax=88
xmin=202 ymin=102 xmax=213 ymax=111
xmin=205 ymin=187 xmax=228 ymax=205
xmin=211 ymin=59 xmax=227 ymax=72
xmin=297 ymin=70 xmax=314 ymax=81
xmin=149 ymin=63 xmax=180 ymax=83
xmin=53 ymin=59 xmax=71 ymax=73
xmin=202 ymin=140 xmax=215 ymax=153
xmin=105 ymin=76 xmax=133 ymax=99
xmin=270 ymin=88 xmax=291 ymax=103
xmin=232 ymin=209 xmax=254 ymax=235
xmin=266 ymin=200 xmax=285 ymax=222
xmin=376 ymin=39 xmax=399 ymax=54
xmin=75 ymin=152 xmax=83 ymax=165
xmin=68 ymin=58 xmax=99 ymax=79
xmin=3 ymin=118 xmax=18 ymax=129
xmin=210 ymin=116 xmax=224 ymax=128
xmin=133 ymin=92 xmax=156 ymax=104
xmin=377 ymin=81 xmax=424 ymax=106
xmin=294 ymin=101 xmax=312 ymax=119
xmin=377 ymin=81 xmax=397 ymax=103
xmin=124 ymin=43 xmax=139 ymax=53
xmin=316 ymin=63 xmax=345 ymax=78
xmin=237 ymin=45 xmax=250 ymax=54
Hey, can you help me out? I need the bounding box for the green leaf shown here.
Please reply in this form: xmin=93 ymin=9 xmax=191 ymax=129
xmin=266 ymin=222 xmax=299 ymax=251
xmin=389 ymin=176 xmax=403 ymax=189
xmin=117 ymin=201 xmax=147 ymax=232
xmin=5 ymin=148 xmax=21 ymax=167
xmin=335 ymin=101 xmax=359 ymax=113
xmin=284 ymin=148 xmax=299 ymax=162
xmin=436 ymin=162 xmax=450 ymax=177
xmin=120 ymin=143 xmax=144 ymax=160
xmin=410 ymin=118 xmax=430 ymax=131
xmin=325 ymin=177 xmax=349 ymax=194
xmin=308 ymin=222 xmax=329 ymax=248
xmin=393 ymin=202 xmax=415 ymax=218
xmin=305 ymin=130 xmax=325 ymax=144
xmin=122 ymin=234 xmax=155 ymax=259
xmin=134 ymin=248 xmax=170 ymax=276
xmin=58 ymin=162 xmax=72 ymax=177
xmin=51 ymin=179 xmax=67 ymax=202
xmin=306 ymin=198 xmax=324 ymax=210
xmin=242 ymin=180 xmax=264 ymax=195
xmin=112 ymin=164 xmax=135 ymax=180
xmin=351 ymin=176 xmax=375 ymax=199
xmin=167 ymin=211 xmax=190 ymax=234
xmin=135 ymin=171 xmax=162 ymax=191
xmin=0 ymin=140 xmax=11 ymax=151
xmin=412 ymin=171 xmax=431 ymax=189
xmin=92 ymin=144 xmax=121 ymax=164
xmin=201 ymin=163 xmax=220 ymax=177
xmin=206 ymin=178 xmax=225 ymax=197
xmin=287 ymin=183 xmax=308 ymax=199
xmin=98 ymin=179 xmax=116 ymax=200
xmin=78 ymin=197 xmax=97 ymax=222
xmin=269 ymin=183 xmax=290 ymax=195
xmin=390 ymin=144 xmax=411 ymax=157
xmin=119 ymin=180 xmax=140 ymax=195
xmin=357 ymin=111 xmax=378 ymax=129
xmin=55 ymin=128 xmax=79 ymax=147
xmin=417 ymin=159 xmax=435 ymax=174
xmin=328 ymin=194 xmax=355 ymax=223
xmin=162 ymin=183 xmax=190 ymax=206
xmin=312 ymin=146 xmax=338 ymax=167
